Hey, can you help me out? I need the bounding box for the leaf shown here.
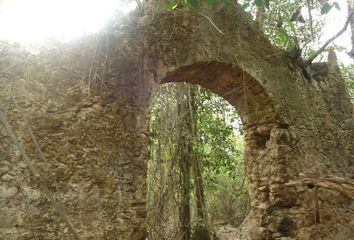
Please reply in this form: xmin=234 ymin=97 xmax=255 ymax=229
xmin=241 ymin=2 xmax=250 ymax=9
xmin=165 ymin=0 xmax=178 ymax=10
xmin=287 ymin=21 xmax=296 ymax=33
xmin=277 ymin=28 xmax=289 ymax=46
xmin=333 ymin=2 xmax=340 ymax=10
xmin=253 ymin=0 xmax=270 ymax=8
xmin=222 ymin=0 xmax=231 ymax=4
xmin=264 ymin=0 xmax=270 ymax=9
xmin=254 ymin=0 xmax=264 ymax=7
xmin=206 ymin=0 xmax=216 ymax=5
xmin=287 ymin=38 xmax=295 ymax=49
xmin=187 ymin=0 xmax=200 ymax=10
xmin=321 ymin=3 xmax=332 ymax=15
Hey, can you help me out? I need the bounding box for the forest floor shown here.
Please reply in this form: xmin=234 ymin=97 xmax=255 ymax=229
xmin=217 ymin=226 xmax=241 ymax=240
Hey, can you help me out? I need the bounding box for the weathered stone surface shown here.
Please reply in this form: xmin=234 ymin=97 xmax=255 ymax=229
xmin=0 ymin=2 xmax=353 ymax=240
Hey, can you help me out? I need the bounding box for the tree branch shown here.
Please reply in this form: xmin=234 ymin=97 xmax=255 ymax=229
xmin=306 ymin=10 xmax=354 ymax=65
xmin=306 ymin=0 xmax=314 ymax=40
xmin=349 ymin=4 xmax=354 ymax=59
xmin=135 ymin=0 xmax=142 ymax=9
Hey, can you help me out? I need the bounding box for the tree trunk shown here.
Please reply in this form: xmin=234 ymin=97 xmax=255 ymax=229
xmin=176 ymin=83 xmax=192 ymax=240
xmin=190 ymin=87 xmax=211 ymax=240
xmin=191 ymin=158 xmax=211 ymax=240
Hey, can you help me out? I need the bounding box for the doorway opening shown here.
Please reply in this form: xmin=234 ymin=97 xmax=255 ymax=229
xmin=147 ymin=83 xmax=249 ymax=240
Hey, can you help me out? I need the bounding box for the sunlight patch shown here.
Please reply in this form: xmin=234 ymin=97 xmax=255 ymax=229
xmin=0 ymin=0 xmax=135 ymax=44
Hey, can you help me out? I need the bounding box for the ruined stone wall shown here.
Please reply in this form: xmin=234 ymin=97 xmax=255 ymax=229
xmin=0 ymin=2 xmax=353 ymax=240
xmin=0 ymin=35 xmax=150 ymax=240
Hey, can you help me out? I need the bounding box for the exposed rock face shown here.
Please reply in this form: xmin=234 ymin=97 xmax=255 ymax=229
xmin=0 ymin=2 xmax=353 ymax=240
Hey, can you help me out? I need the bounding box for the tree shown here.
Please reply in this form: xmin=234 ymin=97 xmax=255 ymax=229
xmin=175 ymin=83 xmax=192 ymax=240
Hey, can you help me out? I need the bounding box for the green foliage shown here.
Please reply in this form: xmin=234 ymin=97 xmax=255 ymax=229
xmin=320 ymin=2 xmax=341 ymax=15
xmin=165 ymin=0 xmax=179 ymax=10
xmin=254 ymin=0 xmax=318 ymax=54
xmin=205 ymin=172 xmax=249 ymax=224
xmin=241 ymin=2 xmax=251 ymax=9
xmin=333 ymin=2 xmax=340 ymax=10
xmin=194 ymin=87 xmax=244 ymax=180
xmin=165 ymin=0 xmax=346 ymax=61
xmin=241 ymin=0 xmax=269 ymax=9
xmin=321 ymin=2 xmax=333 ymax=14
xmin=206 ymin=0 xmax=217 ymax=5
xmin=149 ymin=84 xmax=244 ymax=182
xmin=276 ymin=27 xmax=291 ymax=47
xmin=187 ymin=0 xmax=201 ymax=10
xmin=254 ymin=0 xmax=269 ymax=8
xmin=238 ymin=0 xmax=349 ymax=59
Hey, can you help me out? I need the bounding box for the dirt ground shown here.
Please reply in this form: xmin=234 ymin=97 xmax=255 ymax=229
xmin=217 ymin=226 xmax=241 ymax=240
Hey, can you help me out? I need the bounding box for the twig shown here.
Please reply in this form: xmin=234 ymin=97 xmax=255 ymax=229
xmin=0 ymin=109 xmax=82 ymax=240
xmin=87 ymin=36 xmax=100 ymax=97
xmin=11 ymin=96 xmax=49 ymax=169
xmin=349 ymin=5 xmax=354 ymax=59
xmin=264 ymin=50 xmax=285 ymax=60
xmin=168 ymin=15 xmax=177 ymax=40
xmin=313 ymin=186 xmax=320 ymax=224
xmin=199 ymin=12 xmax=224 ymax=35
xmin=306 ymin=10 xmax=354 ymax=65
xmin=94 ymin=72 xmax=109 ymax=92
xmin=306 ymin=0 xmax=314 ymax=40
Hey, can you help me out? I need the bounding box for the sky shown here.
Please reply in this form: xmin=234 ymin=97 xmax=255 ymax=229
xmin=0 ymin=0 xmax=352 ymax=64
xmin=316 ymin=0 xmax=352 ymax=64
xmin=0 ymin=0 xmax=135 ymax=43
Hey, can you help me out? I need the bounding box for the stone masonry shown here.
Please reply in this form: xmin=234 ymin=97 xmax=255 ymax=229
xmin=0 ymin=2 xmax=353 ymax=240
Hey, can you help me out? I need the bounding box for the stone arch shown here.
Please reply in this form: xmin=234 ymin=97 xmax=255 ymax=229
xmin=153 ymin=59 xmax=282 ymax=235
xmin=153 ymin=52 xmax=292 ymax=226
xmin=139 ymin=3 xmax=299 ymax=129
xmin=159 ymin=61 xmax=278 ymax=128
xmin=140 ymin=5 xmax=353 ymax=238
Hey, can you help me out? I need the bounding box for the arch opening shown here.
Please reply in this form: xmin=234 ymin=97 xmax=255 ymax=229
xmin=147 ymin=82 xmax=249 ymax=240
xmin=147 ymin=61 xmax=281 ymax=239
